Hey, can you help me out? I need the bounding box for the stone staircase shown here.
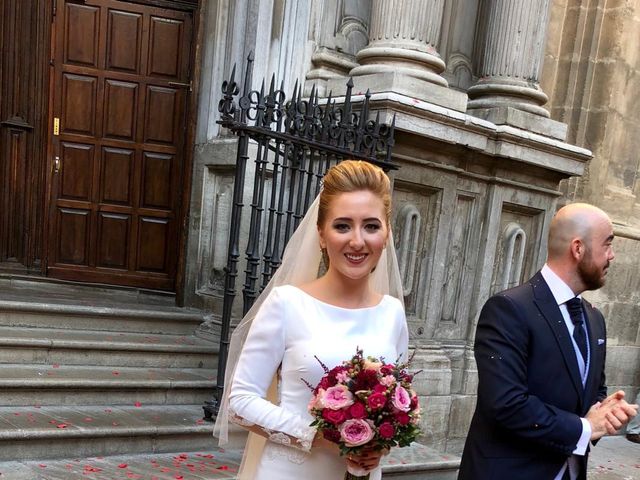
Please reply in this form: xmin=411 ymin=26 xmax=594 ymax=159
xmin=0 ymin=277 xmax=221 ymax=462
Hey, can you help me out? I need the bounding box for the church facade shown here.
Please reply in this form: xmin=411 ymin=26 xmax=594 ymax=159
xmin=1 ymin=0 xmax=638 ymax=454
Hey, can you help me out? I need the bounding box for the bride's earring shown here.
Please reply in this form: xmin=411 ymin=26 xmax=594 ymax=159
xmin=321 ymin=247 xmax=329 ymax=269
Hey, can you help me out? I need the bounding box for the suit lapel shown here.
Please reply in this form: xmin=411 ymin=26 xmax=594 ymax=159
xmin=530 ymin=272 xmax=584 ymax=400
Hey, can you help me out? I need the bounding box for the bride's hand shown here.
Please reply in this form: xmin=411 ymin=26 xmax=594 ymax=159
xmin=346 ymin=447 xmax=386 ymax=472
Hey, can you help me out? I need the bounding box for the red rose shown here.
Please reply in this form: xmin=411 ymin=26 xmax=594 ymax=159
xmin=317 ymin=375 xmax=335 ymax=392
xmin=367 ymin=392 xmax=386 ymax=410
xmin=410 ymin=394 xmax=418 ymax=408
xmin=354 ymin=369 xmax=379 ymax=390
xmin=373 ymin=384 xmax=387 ymax=394
xmin=322 ymin=428 xmax=341 ymax=443
xmin=380 ymin=364 xmax=394 ymax=375
xmin=378 ymin=422 xmax=395 ymax=439
xmin=394 ymin=412 xmax=410 ymax=425
xmin=322 ymin=408 xmax=347 ymax=425
xmin=348 ymin=402 xmax=367 ymax=419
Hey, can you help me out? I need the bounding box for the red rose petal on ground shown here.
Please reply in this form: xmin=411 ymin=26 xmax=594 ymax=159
xmin=83 ymin=417 xmax=93 ymax=422
xmin=57 ymin=423 xmax=67 ymax=429
xmin=118 ymin=463 xmax=128 ymax=468
xmin=112 ymin=371 xmax=120 ymax=375
xmin=104 ymin=408 xmax=112 ymax=413
xmin=134 ymin=401 xmax=142 ymax=407
xmin=217 ymin=465 xmax=229 ymax=470
xmin=175 ymin=476 xmax=184 ymax=480
xmin=38 ymin=464 xmax=46 ymax=468
xmin=52 ymin=364 xmax=60 ymax=368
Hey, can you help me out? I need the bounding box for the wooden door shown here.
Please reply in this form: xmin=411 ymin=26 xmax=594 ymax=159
xmin=0 ymin=0 xmax=51 ymax=273
xmin=48 ymin=0 xmax=193 ymax=290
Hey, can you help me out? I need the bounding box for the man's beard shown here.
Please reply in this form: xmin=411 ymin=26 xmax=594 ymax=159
xmin=577 ymin=251 xmax=608 ymax=290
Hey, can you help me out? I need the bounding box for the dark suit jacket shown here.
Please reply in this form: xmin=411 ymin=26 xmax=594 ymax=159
xmin=458 ymin=272 xmax=608 ymax=480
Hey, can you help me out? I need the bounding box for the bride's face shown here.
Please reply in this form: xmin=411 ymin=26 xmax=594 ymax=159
xmin=318 ymin=190 xmax=389 ymax=282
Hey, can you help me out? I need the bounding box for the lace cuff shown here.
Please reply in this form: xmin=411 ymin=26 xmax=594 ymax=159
xmin=229 ymin=409 xmax=316 ymax=453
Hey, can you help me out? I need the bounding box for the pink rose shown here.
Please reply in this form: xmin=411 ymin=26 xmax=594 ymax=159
xmin=367 ymin=392 xmax=387 ymax=410
xmin=348 ymin=402 xmax=367 ymax=419
xmin=378 ymin=421 xmax=395 ymax=439
xmin=322 ymin=408 xmax=347 ymax=425
xmin=380 ymin=375 xmax=396 ymax=387
xmin=340 ymin=419 xmax=375 ymax=447
xmin=322 ymin=385 xmax=354 ymax=410
xmin=392 ymin=386 xmax=411 ymax=412
xmin=308 ymin=390 xmax=324 ymax=411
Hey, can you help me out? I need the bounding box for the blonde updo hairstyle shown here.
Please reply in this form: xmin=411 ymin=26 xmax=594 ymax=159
xmin=317 ymin=160 xmax=392 ymax=229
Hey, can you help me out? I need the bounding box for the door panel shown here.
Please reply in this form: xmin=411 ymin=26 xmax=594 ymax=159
xmin=106 ymin=11 xmax=142 ymax=73
xmin=65 ymin=4 xmax=100 ymax=67
xmin=49 ymin=0 xmax=193 ymax=290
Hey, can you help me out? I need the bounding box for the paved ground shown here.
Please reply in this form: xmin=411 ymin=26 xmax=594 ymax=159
xmin=0 ymin=450 xmax=242 ymax=479
xmin=588 ymin=435 xmax=640 ymax=479
xmin=0 ymin=435 xmax=636 ymax=479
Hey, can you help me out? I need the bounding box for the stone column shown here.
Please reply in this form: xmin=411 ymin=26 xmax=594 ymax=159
xmin=304 ymin=0 xmax=370 ymax=96
xmin=349 ymin=0 xmax=448 ymax=87
xmin=467 ymin=0 xmax=552 ymax=118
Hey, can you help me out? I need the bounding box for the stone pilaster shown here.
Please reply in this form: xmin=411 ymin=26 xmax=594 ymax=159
xmin=466 ymin=0 xmax=567 ymax=138
xmin=350 ymin=0 xmax=448 ymax=87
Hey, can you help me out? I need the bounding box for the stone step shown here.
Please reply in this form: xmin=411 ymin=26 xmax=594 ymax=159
xmin=0 ymin=442 xmax=460 ymax=479
xmin=0 ymin=404 xmax=217 ymax=462
xmin=0 ymin=326 xmax=218 ymax=368
xmin=0 ymin=364 xmax=215 ymax=406
xmin=0 ymin=300 xmax=205 ymax=335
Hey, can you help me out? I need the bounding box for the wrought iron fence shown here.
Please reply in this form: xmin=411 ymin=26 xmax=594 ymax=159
xmin=203 ymin=52 xmax=397 ymax=420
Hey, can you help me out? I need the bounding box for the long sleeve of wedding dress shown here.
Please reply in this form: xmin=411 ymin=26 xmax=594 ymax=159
xmin=228 ymin=288 xmax=317 ymax=452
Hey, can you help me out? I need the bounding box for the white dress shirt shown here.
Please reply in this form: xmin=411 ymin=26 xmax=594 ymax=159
xmin=541 ymin=265 xmax=592 ymax=480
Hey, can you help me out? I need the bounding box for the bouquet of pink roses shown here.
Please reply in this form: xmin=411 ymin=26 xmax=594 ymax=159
xmin=305 ymin=348 xmax=421 ymax=480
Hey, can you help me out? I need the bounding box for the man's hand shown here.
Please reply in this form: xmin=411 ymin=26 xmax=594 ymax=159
xmin=586 ymin=390 xmax=639 ymax=441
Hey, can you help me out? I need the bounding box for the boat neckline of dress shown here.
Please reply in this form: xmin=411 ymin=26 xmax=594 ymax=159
xmin=288 ymin=285 xmax=389 ymax=311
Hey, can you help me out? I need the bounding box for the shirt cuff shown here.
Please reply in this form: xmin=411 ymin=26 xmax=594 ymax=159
xmin=573 ymin=418 xmax=591 ymax=455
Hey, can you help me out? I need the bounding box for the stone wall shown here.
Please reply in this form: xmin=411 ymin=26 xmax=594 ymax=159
xmin=542 ymin=0 xmax=640 ymax=405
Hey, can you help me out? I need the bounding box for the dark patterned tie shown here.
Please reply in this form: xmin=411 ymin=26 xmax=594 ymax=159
xmin=566 ymin=297 xmax=588 ymax=362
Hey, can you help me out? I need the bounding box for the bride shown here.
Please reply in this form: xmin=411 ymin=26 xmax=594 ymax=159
xmin=214 ymin=160 xmax=408 ymax=479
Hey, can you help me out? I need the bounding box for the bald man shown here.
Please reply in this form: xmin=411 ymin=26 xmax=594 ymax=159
xmin=458 ymin=203 xmax=637 ymax=480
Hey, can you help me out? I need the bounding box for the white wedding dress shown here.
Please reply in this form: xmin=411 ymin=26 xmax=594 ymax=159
xmin=229 ymin=285 xmax=409 ymax=480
